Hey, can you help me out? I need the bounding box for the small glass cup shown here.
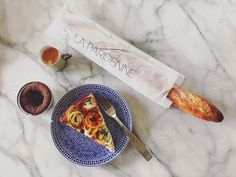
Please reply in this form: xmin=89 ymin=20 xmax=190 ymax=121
xmin=39 ymin=45 xmax=72 ymax=71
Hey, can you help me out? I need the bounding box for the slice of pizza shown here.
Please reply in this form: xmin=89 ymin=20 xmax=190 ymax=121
xmin=60 ymin=93 xmax=115 ymax=152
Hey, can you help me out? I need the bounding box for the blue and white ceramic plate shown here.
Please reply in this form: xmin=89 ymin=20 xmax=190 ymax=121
xmin=51 ymin=84 xmax=132 ymax=166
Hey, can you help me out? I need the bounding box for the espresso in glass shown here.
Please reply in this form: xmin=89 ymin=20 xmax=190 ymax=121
xmin=42 ymin=47 xmax=59 ymax=65
xmin=39 ymin=45 xmax=71 ymax=71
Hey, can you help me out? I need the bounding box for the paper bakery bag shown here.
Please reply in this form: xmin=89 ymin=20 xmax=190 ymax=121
xmin=47 ymin=6 xmax=185 ymax=108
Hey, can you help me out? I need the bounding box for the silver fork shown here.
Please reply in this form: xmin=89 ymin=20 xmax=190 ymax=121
xmin=96 ymin=95 xmax=153 ymax=161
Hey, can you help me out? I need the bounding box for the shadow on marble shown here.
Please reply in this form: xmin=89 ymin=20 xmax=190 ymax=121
xmin=0 ymin=0 xmax=9 ymax=94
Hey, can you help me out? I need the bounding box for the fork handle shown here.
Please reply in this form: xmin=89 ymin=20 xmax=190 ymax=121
xmin=113 ymin=116 xmax=153 ymax=161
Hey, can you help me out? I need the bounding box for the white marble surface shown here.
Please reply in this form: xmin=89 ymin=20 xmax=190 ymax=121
xmin=0 ymin=0 xmax=236 ymax=176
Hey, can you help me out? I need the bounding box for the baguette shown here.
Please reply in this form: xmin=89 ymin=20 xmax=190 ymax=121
xmin=167 ymin=87 xmax=224 ymax=122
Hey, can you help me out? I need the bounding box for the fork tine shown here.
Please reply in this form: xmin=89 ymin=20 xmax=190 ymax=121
xmin=96 ymin=95 xmax=109 ymax=110
xmin=95 ymin=95 xmax=104 ymax=108
xmin=101 ymin=96 xmax=111 ymax=110
xmin=98 ymin=100 xmax=107 ymax=111
xmin=102 ymin=96 xmax=112 ymax=107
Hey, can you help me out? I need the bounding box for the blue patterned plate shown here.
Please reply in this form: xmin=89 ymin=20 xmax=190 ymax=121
xmin=51 ymin=84 xmax=132 ymax=166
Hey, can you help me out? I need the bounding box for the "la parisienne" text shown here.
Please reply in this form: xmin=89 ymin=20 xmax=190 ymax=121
xmin=73 ymin=33 xmax=137 ymax=79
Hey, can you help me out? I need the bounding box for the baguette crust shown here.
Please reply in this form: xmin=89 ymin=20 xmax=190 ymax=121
xmin=167 ymin=87 xmax=224 ymax=122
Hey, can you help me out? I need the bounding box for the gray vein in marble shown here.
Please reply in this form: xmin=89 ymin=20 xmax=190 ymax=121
xmin=120 ymin=0 xmax=132 ymax=9
xmin=0 ymin=35 xmax=17 ymax=48
xmin=144 ymin=138 xmax=179 ymax=177
xmin=188 ymin=128 xmax=194 ymax=134
xmin=1 ymin=1 xmax=236 ymax=176
xmin=121 ymin=4 xmax=131 ymax=33
xmin=206 ymin=150 xmax=217 ymax=176
xmin=204 ymin=125 xmax=232 ymax=176
xmin=155 ymin=11 xmax=165 ymax=39
xmin=0 ymin=147 xmax=41 ymax=177
xmin=103 ymin=164 xmax=131 ymax=177
xmin=56 ymin=71 xmax=78 ymax=91
xmin=151 ymin=152 xmax=178 ymax=177
xmin=14 ymin=40 xmax=77 ymax=92
xmin=0 ymin=29 xmax=94 ymax=97
xmin=176 ymin=0 xmax=231 ymax=79
xmin=218 ymin=0 xmax=236 ymax=31
xmin=204 ymin=126 xmax=218 ymax=176
xmin=144 ymin=31 xmax=163 ymax=44
xmin=79 ymin=62 xmax=95 ymax=85
xmin=20 ymin=45 xmax=81 ymax=92
xmin=0 ymin=94 xmax=43 ymax=177
xmin=198 ymin=69 xmax=211 ymax=92
xmin=0 ymin=93 xmax=25 ymax=135
xmin=0 ymin=25 xmax=78 ymax=93
xmin=225 ymin=0 xmax=233 ymax=4
xmin=218 ymin=148 xmax=232 ymax=165
xmin=155 ymin=0 xmax=169 ymax=13
xmin=138 ymin=0 xmax=145 ymax=7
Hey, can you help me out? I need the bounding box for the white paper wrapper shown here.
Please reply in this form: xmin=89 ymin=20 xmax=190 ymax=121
xmin=47 ymin=6 xmax=185 ymax=108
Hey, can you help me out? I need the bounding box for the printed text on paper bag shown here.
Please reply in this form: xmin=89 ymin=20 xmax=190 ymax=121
xmin=73 ymin=33 xmax=137 ymax=79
